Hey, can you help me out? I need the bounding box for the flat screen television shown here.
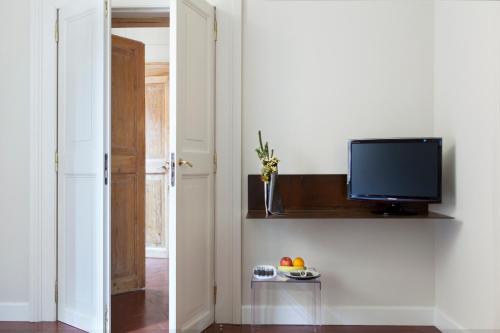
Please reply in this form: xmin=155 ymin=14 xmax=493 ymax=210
xmin=348 ymin=138 xmax=442 ymax=214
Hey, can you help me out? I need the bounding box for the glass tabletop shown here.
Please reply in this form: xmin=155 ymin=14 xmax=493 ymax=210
xmin=252 ymin=272 xmax=321 ymax=284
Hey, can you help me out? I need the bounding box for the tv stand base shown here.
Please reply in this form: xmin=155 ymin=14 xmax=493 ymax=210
xmin=372 ymin=203 xmax=419 ymax=216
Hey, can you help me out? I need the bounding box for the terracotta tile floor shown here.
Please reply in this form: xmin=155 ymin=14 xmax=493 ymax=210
xmin=111 ymin=258 xmax=169 ymax=333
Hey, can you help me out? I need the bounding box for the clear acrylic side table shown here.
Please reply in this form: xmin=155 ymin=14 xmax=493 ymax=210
xmin=250 ymin=273 xmax=322 ymax=332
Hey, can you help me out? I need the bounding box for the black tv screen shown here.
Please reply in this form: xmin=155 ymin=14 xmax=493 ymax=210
xmin=348 ymin=138 xmax=442 ymax=202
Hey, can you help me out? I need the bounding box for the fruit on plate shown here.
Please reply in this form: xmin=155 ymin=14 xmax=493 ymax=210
xmin=279 ymin=257 xmax=293 ymax=267
xmin=278 ymin=265 xmax=304 ymax=272
xmin=293 ymin=257 xmax=305 ymax=267
xmin=278 ymin=256 xmax=305 ymax=272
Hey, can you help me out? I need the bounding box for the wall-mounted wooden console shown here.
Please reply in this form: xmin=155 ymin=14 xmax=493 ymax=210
xmin=247 ymin=174 xmax=453 ymax=220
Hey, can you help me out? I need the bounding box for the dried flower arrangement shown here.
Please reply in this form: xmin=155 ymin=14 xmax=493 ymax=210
xmin=255 ymin=130 xmax=279 ymax=183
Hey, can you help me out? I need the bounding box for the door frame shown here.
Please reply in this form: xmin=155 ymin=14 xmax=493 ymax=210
xmin=29 ymin=0 xmax=111 ymax=323
xmin=111 ymin=8 xmax=170 ymax=28
xmin=144 ymin=62 xmax=170 ymax=259
xmin=212 ymin=0 xmax=242 ymax=324
xmin=29 ymin=0 xmax=59 ymax=321
xmin=29 ymin=0 xmax=242 ymax=325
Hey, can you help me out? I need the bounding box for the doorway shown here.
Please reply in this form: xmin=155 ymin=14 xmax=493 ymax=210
xmin=110 ymin=7 xmax=170 ymax=332
xmin=52 ymin=1 xmax=217 ymax=331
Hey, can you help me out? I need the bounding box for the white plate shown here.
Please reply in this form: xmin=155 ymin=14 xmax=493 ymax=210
xmin=284 ymin=269 xmax=320 ymax=280
xmin=253 ymin=265 xmax=277 ymax=280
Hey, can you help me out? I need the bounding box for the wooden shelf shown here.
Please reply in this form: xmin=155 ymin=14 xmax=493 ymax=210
xmin=247 ymin=174 xmax=454 ymax=220
xmin=247 ymin=209 xmax=453 ymax=220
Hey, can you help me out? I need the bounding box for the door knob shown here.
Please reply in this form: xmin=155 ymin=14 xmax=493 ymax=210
xmin=178 ymin=159 xmax=193 ymax=168
xmin=161 ymin=164 xmax=169 ymax=170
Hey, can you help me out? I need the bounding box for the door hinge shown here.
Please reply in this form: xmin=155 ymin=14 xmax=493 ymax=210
xmin=214 ymin=8 xmax=218 ymax=42
xmin=214 ymin=285 xmax=217 ymax=305
xmin=54 ymin=152 xmax=59 ymax=173
xmin=104 ymin=305 xmax=109 ymax=332
xmin=104 ymin=0 xmax=109 ymax=18
xmin=54 ymin=13 xmax=59 ymax=43
xmin=104 ymin=153 xmax=109 ymax=185
xmin=54 ymin=280 xmax=58 ymax=304
xmin=213 ymin=152 xmax=218 ymax=174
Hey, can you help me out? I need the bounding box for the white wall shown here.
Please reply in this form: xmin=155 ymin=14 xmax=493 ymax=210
xmin=112 ymin=27 xmax=169 ymax=62
xmin=2 ymin=0 xmax=499 ymax=327
xmin=434 ymin=1 xmax=500 ymax=330
xmin=243 ymin=0 xmax=436 ymax=325
xmin=0 ymin=0 xmax=32 ymax=320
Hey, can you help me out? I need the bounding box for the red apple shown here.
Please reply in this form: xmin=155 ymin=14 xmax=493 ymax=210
xmin=280 ymin=257 xmax=293 ymax=266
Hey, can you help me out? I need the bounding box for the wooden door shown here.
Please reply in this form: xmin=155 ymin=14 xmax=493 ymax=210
xmin=57 ymin=1 xmax=107 ymax=331
xmin=111 ymin=35 xmax=146 ymax=295
xmin=145 ymin=63 xmax=169 ymax=258
xmin=170 ymin=0 xmax=216 ymax=331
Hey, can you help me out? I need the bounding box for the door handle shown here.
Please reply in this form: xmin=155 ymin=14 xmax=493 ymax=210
xmin=178 ymin=159 xmax=193 ymax=168
xmin=161 ymin=163 xmax=169 ymax=171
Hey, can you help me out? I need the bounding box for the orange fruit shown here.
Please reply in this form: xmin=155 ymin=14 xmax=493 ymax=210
xmin=292 ymin=257 xmax=305 ymax=267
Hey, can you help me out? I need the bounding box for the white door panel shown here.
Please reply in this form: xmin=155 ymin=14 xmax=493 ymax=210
xmin=170 ymin=0 xmax=215 ymax=331
xmin=57 ymin=0 xmax=106 ymax=331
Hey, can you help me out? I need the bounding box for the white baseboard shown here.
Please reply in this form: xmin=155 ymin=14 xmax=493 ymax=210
xmin=181 ymin=309 xmax=213 ymax=333
xmin=435 ymin=308 xmax=465 ymax=333
xmin=146 ymin=246 xmax=168 ymax=259
xmin=0 ymin=302 xmax=31 ymax=321
xmin=241 ymin=305 xmax=435 ymax=326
